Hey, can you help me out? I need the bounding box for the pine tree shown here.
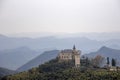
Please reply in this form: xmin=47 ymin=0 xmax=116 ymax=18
xmin=107 ymin=57 xmax=109 ymax=65
xmin=111 ymin=58 xmax=116 ymax=66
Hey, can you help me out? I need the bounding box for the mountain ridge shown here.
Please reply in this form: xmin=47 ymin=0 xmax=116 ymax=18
xmin=17 ymin=50 xmax=59 ymax=72
xmin=85 ymin=46 xmax=120 ymax=66
xmin=0 ymin=34 xmax=119 ymax=53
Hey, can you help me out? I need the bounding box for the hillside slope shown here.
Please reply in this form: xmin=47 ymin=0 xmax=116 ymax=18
xmin=0 ymin=67 xmax=16 ymax=77
xmin=17 ymin=50 xmax=59 ymax=72
xmin=85 ymin=46 xmax=120 ymax=65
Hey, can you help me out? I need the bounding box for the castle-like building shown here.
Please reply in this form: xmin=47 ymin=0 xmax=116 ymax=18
xmin=58 ymin=45 xmax=81 ymax=67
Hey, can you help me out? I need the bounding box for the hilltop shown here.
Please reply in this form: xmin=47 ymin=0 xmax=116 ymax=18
xmin=85 ymin=46 xmax=120 ymax=66
xmin=1 ymin=58 xmax=120 ymax=80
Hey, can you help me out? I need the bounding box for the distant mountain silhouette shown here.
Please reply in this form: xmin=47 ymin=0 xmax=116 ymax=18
xmin=0 ymin=67 xmax=16 ymax=77
xmin=17 ymin=50 xmax=59 ymax=72
xmin=0 ymin=47 xmax=41 ymax=70
xmin=85 ymin=46 xmax=120 ymax=66
xmin=0 ymin=34 xmax=7 ymax=38
xmin=0 ymin=34 xmax=120 ymax=53
xmin=0 ymin=34 xmax=103 ymax=53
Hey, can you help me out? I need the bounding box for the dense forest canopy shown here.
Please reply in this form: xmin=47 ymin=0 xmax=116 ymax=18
xmin=1 ymin=58 xmax=120 ymax=80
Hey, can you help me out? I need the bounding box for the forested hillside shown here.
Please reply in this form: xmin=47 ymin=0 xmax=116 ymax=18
xmin=0 ymin=67 xmax=16 ymax=79
xmin=1 ymin=58 xmax=120 ymax=80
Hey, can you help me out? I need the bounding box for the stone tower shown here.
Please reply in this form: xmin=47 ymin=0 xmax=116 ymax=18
xmin=72 ymin=45 xmax=81 ymax=67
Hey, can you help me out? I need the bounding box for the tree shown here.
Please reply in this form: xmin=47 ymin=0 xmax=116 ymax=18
xmin=92 ymin=55 xmax=105 ymax=68
xmin=111 ymin=58 xmax=116 ymax=66
xmin=107 ymin=57 xmax=110 ymax=65
xmin=85 ymin=57 xmax=89 ymax=66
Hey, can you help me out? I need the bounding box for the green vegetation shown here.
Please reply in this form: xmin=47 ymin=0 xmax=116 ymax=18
xmin=0 ymin=67 xmax=16 ymax=78
xmin=1 ymin=58 xmax=120 ymax=80
xmin=112 ymin=58 xmax=116 ymax=66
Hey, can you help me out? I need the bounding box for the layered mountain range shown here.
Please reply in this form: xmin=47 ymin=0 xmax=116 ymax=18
xmin=1 ymin=34 xmax=120 ymax=53
xmin=0 ymin=34 xmax=120 ymax=75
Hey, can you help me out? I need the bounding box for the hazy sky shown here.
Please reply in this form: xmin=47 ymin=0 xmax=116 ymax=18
xmin=0 ymin=0 xmax=120 ymax=35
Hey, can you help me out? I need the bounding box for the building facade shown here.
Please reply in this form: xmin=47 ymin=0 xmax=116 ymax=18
xmin=58 ymin=45 xmax=81 ymax=67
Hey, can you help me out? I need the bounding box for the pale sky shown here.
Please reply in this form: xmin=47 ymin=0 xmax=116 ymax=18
xmin=0 ymin=0 xmax=120 ymax=35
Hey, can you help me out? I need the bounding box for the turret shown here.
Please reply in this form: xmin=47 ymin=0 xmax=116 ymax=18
xmin=73 ymin=45 xmax=76 ymax=50
xmin=72 ymin=45 xmax=77 ymax=54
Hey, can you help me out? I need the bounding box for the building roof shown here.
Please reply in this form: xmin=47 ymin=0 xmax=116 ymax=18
xmin=61 ymin=49 xmax=73 ymax=53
